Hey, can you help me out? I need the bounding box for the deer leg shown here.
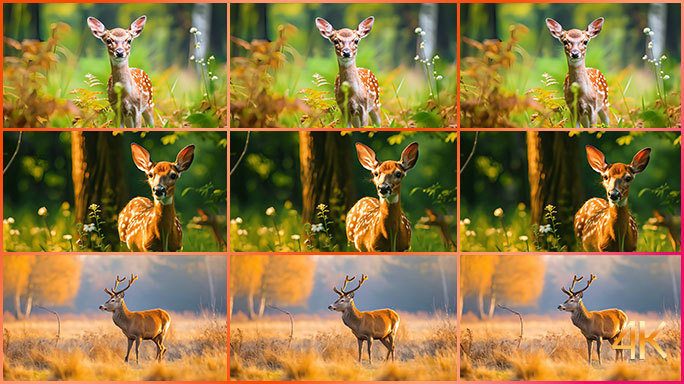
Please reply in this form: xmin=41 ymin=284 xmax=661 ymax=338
xmin=125 ymin=338 xmax=134 ymax=362
xmin=388 ymin=334 xmax=395 ymax=361
xmin=370 ymin=104 xmax=381 ymax=127
xmin=143 ymin=108 xmax=154 ymax=127
xmin=357 ymin=338 xmax=363 ymax=362
xmin=134 ymin=337 xmax=141 ymax=363
xmin=598 ymin=105 xmax=609 ymax=127
xmin=596 ymin=336 xmax=602 ymax=365
xmin=153 ymin=337 xmax=162 ymax=360
xmin=367 ymin=336 xmax=373 ymax=364
xmin=586 ymin=338 xmax=592 ymax=364
xmin=379 ymin=337 xmax=392 ymax=361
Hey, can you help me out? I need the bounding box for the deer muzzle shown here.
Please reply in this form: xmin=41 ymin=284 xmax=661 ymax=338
xmin=99 ymin=305 xmax=106 ymax=311
xmin=115 ymin=48 xmax=126 ymax=58
xmin=570 ymin=49 xmax=581 ymax=59
xmin=153 ymin=185 xmax=166 ymax=197
xmin=378 ymin=184 xmax=392 ymax=196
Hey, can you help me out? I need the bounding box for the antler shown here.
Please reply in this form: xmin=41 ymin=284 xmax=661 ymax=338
xmin=333 ymin=275 xmax=356 ymax=296
xmin=561 ymin=275 xmax=584 ymax=297
xmin=106 ymin=274 xmax=139 ymax=296
xmin=574 ymin=274 xmax=596 ymax=296
xmin=344 ymin=274 xmax=368 ymax=296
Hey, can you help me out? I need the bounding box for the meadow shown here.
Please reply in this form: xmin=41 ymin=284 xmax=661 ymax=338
xmin=460 ymin=316 xmax=681 ymax=381
xmin=230 ymin=4 xmax=457 ymax=128
xmin=3 ymin=315 xmax=227 ymax=381
xmin=230 ymin=316 xmax=457 ymax=380
xmin=460 ymin=4 xmax=681 ymax=128
xmin=3 ymin=4 xmax=227 ymax=128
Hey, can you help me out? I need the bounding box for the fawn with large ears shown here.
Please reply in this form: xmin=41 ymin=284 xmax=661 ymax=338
xmin=315 ymin=16 xmax=381 ymax=128
xmin=574 ymin=145 xmax=651 ymax=251
xmin=118 ymin=143 xmax=195 ymax=251
xmin=545 ymin=17 xmax=609 ymax=128
xmin=87 ymin=15 xmax=153 ymax=128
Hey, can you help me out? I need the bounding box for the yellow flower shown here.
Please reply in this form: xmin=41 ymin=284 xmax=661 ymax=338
xmin=493 ymin=208 xmax=503 ymax=217
xmin=265 ymin=207 xmax=276 ymax=216
xmin=38 ymin=207 xmax=48 ymax=216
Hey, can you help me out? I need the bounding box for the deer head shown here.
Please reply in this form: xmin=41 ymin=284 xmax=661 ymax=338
xmin=100 ymin=274 xmax=138 ymax=312
xmin=355 ymin=142 xmax=419 ymax=204
xmin=87 ymin=16 xmax=147 ymax=66
xmin=130 ymin=143 xmax=195 ymax=206
xmin=315 ymin=16 xmax=374 ymax=67
xmin=328 ymin=274 xmax=368 ymax=312
xmin=545 ymin=17 xmax=604 ymax=67
xmin=585 ymin=145 xmax=651 ymax=207
xmin=558 ymin=274 xmax=596 ymax=312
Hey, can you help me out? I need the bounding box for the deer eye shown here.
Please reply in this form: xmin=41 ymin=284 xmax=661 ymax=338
xmin=583 ymin=40 xmax=588 ymax=45
xmin=603 ymin=175 xmax=609 ymax=180
xmin=354 ymin=39 xmax=359 ymax=44
xmin=373 ymin=171 xmax=379 ymax=177
xmin=147 ymin=172 xmax=154 ymax=178
xmin=394 ymin=171 xmax=402 ymax=178
xmin=332 ymin=38 xmax=339 ymax=44
xmin=127 ymin=39 xmax=132 ymax=44
xmin=625 ymin=175 xmax=632 ymax=182
xmin=169 ymin=173 xmax=177 ymax=180
xmin=106 ymin=38 xmax=112 ymax=44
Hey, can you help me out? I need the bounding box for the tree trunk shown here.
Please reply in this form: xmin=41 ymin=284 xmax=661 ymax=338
xmin=14 ymin=292 xmax=22 ymax=320
xmin=299 ymin=132 xmax=355 ymax=246
xmin=257 ymin=295 xmax=266 ymax=318
xmin=71 ymin=132 xmax=128 ymax=250
xmin=477 ymin=290 xmax=485 ymax=320
xmin=24 ymin=294 xmax=33 ymax=319
xmin=487 ymin=294 xmax=497 ymax=319
xmin=526 ymin=132 xmax=583 ymax=250
xmin=457 ymin=292 xmax=463 ymax=319
xmin=229 ymin=294 xmax=234 ymax=316
xmin=247 ymin=291 xmax=256 ymax=320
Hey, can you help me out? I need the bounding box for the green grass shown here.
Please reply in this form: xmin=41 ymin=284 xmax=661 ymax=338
xmin=460 ymin=204 xmax=677 ymax=252
xmin=230 ymin=202 xmax=450 ymax=252
xmin=3 ymin=203 xmax=222 ymax=252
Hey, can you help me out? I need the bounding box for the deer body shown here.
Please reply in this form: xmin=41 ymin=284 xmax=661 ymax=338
xmin=346 ymin=142 xmax=418 ymax=252
xmin=546 ymin=17 xmax=609 ymax=128
xmin=316 ymin=17 xmax=381 ymax=128
xmin=118 ymin=143 xmax=195 ymax=252
xmin=100 ymin=275 xmax=171 ymax=362
xmin=574 ymin=145 xmax=650 ymax=252
xmin=559 ymin=275 xmax=627 ymax=364
xmin=87 ymin=16 xmax=154 ymax=128
xmin=329 ymin=275 xmax=400 ymax=364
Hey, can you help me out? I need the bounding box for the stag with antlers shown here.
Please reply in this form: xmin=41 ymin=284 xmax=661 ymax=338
xmin=328 ymin=274 xmax=400 ymax=364
xmin=558 ymin=274 xmax=628 ymax=364
xmin=100 ymin=274 xmax=171 ymax=362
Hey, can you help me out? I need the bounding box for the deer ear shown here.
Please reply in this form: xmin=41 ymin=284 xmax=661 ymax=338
xmin=399 ymin=142 xmax=419 ymax=172
xmin=174 ymin=145 xmax=195 ymax=173
xmin=315 ymin=17 xmax=334 ymax=39
xmin=576 ymin=291 xmax=583 ymax=298
xmin=119 ymin=292 xmax=125 ymax=298
xmin=586 ymin=17 xmax=604 ymax=39
xmin=629 ymin=147 xmax=651 ymax=174
xmin=355 ymin=143 xmax=378 ymax=171
xmin=357 ymin=16 xmax=374 ymax=39
xmin=349 ymin=292 xmax=355 ymax=298
xmin=585 ymin=145 xmax=608 ymax=174
xmin=87 ymin=17 xmax=107 ymax=39
xmin=130 ymin=143 xmax=153 ymax=172
xmin=545 ymin=18 xmax=563 ymax=40
xmin=129 ymin=15 xmax=147 ymax=38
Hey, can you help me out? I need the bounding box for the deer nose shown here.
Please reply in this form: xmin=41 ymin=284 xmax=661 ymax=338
xmin=570 ymin=50 xmax=581 ymax=59
xmin=379 ymin=184 xmax=392 ymax=195
xmin=99 ymin=305 xmax=105 ymax=311
xmin=153 ymin=185 xmax=166 ymax=197
xmin=342 ymin=48 xmax=352 ymax=58
xmin=609 ymin=190 xmax=621 ymax=201
xmin=115 ymin=48 xmax=125 ymax=58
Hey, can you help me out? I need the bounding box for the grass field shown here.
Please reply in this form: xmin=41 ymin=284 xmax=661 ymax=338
xmin=460 ymin=316 xmax=681 ymax=381
xmin=3 ymin=315 xmax=227 ymax=381
xmin=230 ymin=316 xmax=457 ymax=380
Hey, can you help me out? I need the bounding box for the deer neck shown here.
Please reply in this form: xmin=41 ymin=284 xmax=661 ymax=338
xmin=606 ymin=202 xmax=631 ymax=239
xmin=378 ymin=194 xmax=403 ymax=235
xmin=337 ymin=60 xmax=364 ymax=96
xmin=109 ymin=57 xmax=135 ymax=96
xmin=152 ymin=199 xmax=177 ymax=233
xmin=566 ymin=60 xmax=591 ymax=95
xmin=342 ymin=301 xmax=363 ymax=329
xmin=113 ymin=301 xmax=134 ymax=330
xmin=571 ymin=300 xmax=592 ymax=328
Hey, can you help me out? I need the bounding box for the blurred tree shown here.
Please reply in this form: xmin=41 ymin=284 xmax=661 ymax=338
xmin=71 ymin=132 xmax=128 ymax=248
xmin=459 ymin=255 xmax=494 ymax=319
xmin=527 ymin=132 xmax=583 ymax=249
xmin=3 ymin=255 xmax=35 ymax=319
xmin=299 ymin=132 xmax=355 ymax=244
xmin=10 ymin=255 xmax=82 ymax=319
xmin=255 ymin=255 xmax=316 ymax=318
xmin=229 ymin=255 xmax=265 ymax=318
xmin=486 ymin=255 xmax=545 ymax=318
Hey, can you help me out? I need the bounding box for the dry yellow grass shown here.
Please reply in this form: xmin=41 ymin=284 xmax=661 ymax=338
xmin=460 ymin=317 xmax=681 ymax=381
xmin=3 ymin=315 xmax=227 ymax=381
xmin=230 ymin=316 xmax=457 ymax=381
